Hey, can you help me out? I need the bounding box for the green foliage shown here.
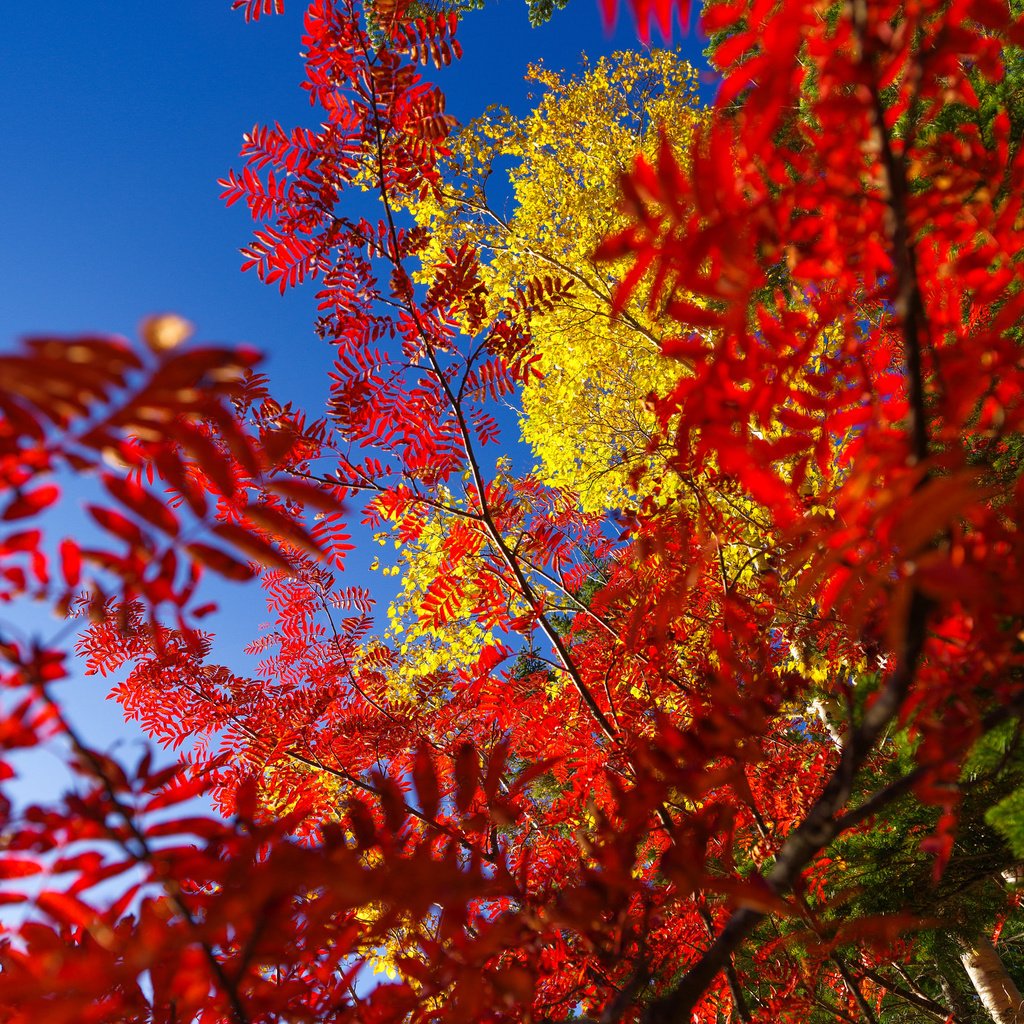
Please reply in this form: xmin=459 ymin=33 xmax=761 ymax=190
xmin=986 ymin=789 xmax=1024 ymax=860
xmin=525 ymin=0 xmax=571 ymax=26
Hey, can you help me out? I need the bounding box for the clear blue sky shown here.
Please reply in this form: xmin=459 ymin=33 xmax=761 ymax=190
xmin=1 ymin=1 xmax=703 ymax=396
xmin=0 ymin=2 xmax=708 ymax=795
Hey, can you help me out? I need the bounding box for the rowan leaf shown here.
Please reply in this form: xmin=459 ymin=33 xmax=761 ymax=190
xmin=2 ymin=485 xmax=59 ymax=521
xmin=185 ymin=542 xmax=255 ymax=581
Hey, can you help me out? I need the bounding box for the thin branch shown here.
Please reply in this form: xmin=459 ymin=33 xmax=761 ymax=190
xmin=832 ymin=954 xmax=879 ymax=1024
xmin=856 ymin=966 xmax=951 ymax=1022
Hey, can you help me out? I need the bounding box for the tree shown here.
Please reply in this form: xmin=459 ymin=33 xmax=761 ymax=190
xmin=404 ymin=49 xmax=706 ymax=512
xmin=2 ymin=0 xmax=1024 ymax=1023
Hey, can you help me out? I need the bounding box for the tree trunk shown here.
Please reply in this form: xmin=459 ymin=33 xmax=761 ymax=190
xmin=937 ymin=971 xmax=971 ymax=1023
xmin=960 ymin=935 xmax=1024 ymax=1024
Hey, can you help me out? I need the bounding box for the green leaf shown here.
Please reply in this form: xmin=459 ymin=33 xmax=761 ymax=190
xmin=985 ymin=789 xmax=1024 ymax=860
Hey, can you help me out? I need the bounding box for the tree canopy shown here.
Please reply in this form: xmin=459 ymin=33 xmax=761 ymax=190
xmin=2 ymin=0 xmax=1024 ymax=1022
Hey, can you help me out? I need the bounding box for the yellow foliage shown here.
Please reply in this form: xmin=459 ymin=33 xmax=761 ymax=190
xmin=406 ymin=50 xmax=707 ymax=512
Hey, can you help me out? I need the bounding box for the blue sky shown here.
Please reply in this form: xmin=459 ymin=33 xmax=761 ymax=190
xmin=0 ymin=1 xmax=708 ymax=795
xmin=1 ymin=2 xmax=699 ymax=389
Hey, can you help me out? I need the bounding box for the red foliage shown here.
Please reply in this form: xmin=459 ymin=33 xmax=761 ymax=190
xmin=2 ymin=0 xmax=1024 ymax=1022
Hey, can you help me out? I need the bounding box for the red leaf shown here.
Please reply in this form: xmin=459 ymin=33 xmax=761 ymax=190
xmin=142 ymin=770 xmax=215 ymax=814
xmin=0 ymin=857 xmax=42 ymax=880
xmin=186 ymin=542 xmax=255 ymax=581
xmin=700 ymin=875 xmax=792 ymax=916
xmin=36 ymin=890 xmax=102 ymax=930
xmin=211 ymin=521 xmax=296 ymax=572
xmin=87 ymin=505 xmax=148 ymax=549
xmin=143 ymin=816 xmax=227 ymax=840
xmin=413 ymin=745 xmax=440 ymax=820
xmin=59 ymin=538 xmax=82 ymax=587
xmin=0 ymin=530 xmax=41 ymax=553
xmin=348 ymin=799 xmax=378 ymax=851
xmin=172 ymin=421 xmax=238 ymax=499
xmin=102 ymin=475 xmax=180 ymax=538
xmin=374 ymin=774 xmax=409 ymax=834
xmin=2 ymin=485 xmax=59 ymax=522
xmin=454 ymin=744 xmax=479 ymax=814
xmin=483 ymin=739 xmax=510 ymax=802
xmin=267 ymin=476 xmax=347 ymax=514
xmin=243 ymin=502 xmax=324 ymax=558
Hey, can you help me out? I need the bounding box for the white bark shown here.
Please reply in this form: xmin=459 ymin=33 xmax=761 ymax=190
xmin=960 ymin=935 xmax=1024 ymax=1024
xmin=1001 ymin=866 xmax=1024 ymax=889
xmin=808 ymin=696 xmax=844 ymax=748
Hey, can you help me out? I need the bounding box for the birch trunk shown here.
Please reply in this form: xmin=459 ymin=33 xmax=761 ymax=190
xmin=960 ymin=935 xmax=1024 ymax=1024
